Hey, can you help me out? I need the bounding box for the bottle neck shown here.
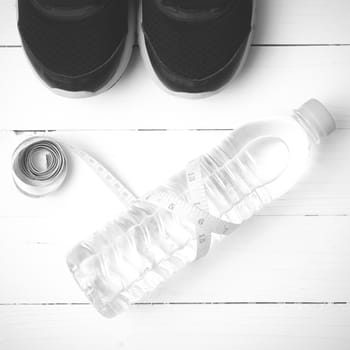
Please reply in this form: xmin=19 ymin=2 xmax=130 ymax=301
xmin=291 ymin=99 xmax=336 ymax=145
xmin=292 ymin=110 xmax=321 ymax=145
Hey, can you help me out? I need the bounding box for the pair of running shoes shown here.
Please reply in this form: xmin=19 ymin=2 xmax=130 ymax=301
xmin=18 ymin=0 xmax=255 ymax=98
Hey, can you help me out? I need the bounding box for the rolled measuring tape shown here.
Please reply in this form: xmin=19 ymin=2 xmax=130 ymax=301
xmin=12 ymin=137 xmax=68 ymax=197
xmin=12 ymin=136 xmax=136 ymax=203
xmin=12 ymin=136 xmax=238 ymax=259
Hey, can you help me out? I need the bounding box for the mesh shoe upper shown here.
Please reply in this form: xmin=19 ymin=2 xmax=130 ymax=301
xmin=18 ymin=0 xmax=128 ymax=77
xmin=142 ymin=0 xmax=253 ymax=90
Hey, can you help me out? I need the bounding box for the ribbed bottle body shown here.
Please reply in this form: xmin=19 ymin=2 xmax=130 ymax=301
xmin=67 ymin=132 xmax=275 ymax=317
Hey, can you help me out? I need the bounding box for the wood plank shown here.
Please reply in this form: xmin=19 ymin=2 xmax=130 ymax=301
xmin=1 ymin=0 xmax=350 ymax=46
xmin=0 ymin=0 xmax=17 ymax=46
xmin=1 ymin=129 xmax=349 ymax=218
xmin=1 ymin=304 xmax=350 ymax=349
xmin=1 ymin=46 xmax=350 ymax=130
xmin=1 ymin=1 xmax=349 ymax=347
xmin=1 ymin=215 xmax=350 ymax=304
xmin=1 ymin=130 xmax=349 ymax=304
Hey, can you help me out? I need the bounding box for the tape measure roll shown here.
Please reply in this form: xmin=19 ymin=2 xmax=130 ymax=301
xmin=12 ymin=137 xmax=68 ymax=197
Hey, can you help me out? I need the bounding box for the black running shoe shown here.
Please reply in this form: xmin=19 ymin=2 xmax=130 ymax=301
xmin=139 ymin=0 xmax=255 ymax=96
xmin=18 ymin=0 xmax=135 ymax=97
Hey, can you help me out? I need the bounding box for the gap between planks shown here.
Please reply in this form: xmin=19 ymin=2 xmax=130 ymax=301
xmin=0 ymin=302 xmax=349 ymax=307
xmin=5 ymin=128 xmax=350 ymax=132
xmin=3 ymin=44 xmax=350 ymax=49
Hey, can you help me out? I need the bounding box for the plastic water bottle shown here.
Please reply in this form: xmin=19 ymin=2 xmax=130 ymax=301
xmin=67 ymin=99 xmax=336 ymax=317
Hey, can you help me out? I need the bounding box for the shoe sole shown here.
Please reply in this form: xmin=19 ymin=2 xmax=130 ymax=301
xmin=17 ymin=0 xmax=137 ymax=98
xmin=138 ymin=0 xmax=256 ymax=99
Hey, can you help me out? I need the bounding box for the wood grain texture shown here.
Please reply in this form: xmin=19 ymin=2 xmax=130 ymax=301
xmin=1 ymin=46 xmax=350 ymax=130
xmin=0 ymin=216 xmax=349 ymax=304
xmin=1 ymin=130 xmax=349 ymax=218
xmin=1 ymin=305 xmax=350 ymax=350
xmin=0 ymin=131 xmax=349 ymax=304
xmin=1 ymin=0 xmax=350 ymax=348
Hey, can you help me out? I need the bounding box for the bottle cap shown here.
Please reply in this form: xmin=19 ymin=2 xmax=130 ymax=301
xmin=295 ymin=99 xmax=336 ymax=142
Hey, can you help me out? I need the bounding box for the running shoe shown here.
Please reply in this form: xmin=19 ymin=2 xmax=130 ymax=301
xmin=18 ymin=0 xmax=135 ymax=97
xmin=139 ymin=0 xmax=255 ymax=96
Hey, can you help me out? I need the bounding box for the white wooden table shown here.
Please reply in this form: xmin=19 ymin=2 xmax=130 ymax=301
xmin=1 ymin=1 xmax=350 ymax=349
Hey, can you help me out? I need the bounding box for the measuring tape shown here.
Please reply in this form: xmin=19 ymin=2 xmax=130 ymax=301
xmin=12 ymin=136 xmax=239 ymax=259
xmin=187 ymin=158 xmax=212 ymax=258
xmin=12 ymin=137 xmax=68 ymax=197
xmin=12 ymin=136 xmax=137 ymax=202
